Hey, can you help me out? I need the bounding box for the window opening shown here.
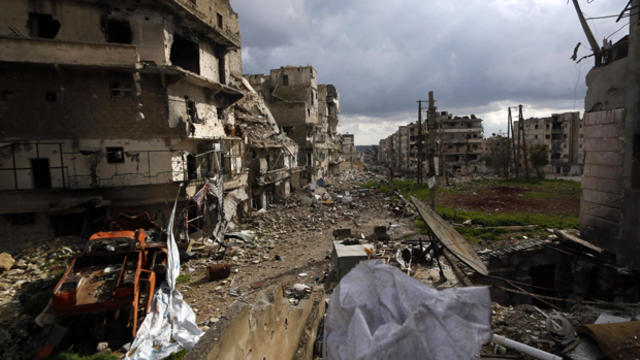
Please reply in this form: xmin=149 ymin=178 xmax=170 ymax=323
xmin=170 ymin=34 xmax=200 ymax=74
xmin=107 ymin=147 xmax=125 ymax=163
xmin=104 ymin=19 xmax=133 ymax=44
xmin=29 ymin=13 xmax=60 ymax=39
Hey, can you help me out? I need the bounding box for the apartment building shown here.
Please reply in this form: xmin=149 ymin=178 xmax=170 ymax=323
xmin=514 ymin=112 xmax=584 ymax=175
xmin=378 ymin=112 xmax=485 ymax=176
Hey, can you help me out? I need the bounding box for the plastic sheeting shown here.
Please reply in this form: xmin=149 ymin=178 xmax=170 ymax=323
xmin=324 ymin=261 xmax=492 ymax=360
xmin=124 ymin=200 xmax=203 ymax=360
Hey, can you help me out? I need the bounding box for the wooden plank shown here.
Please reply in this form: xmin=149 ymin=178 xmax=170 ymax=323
xmin=411 ymin=196 xmax=488 ymax=275
xmin=555 ymin=229 xmax=605 ymax=255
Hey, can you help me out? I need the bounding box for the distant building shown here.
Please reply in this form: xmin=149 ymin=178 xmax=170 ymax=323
xmin=514 ymin=112 xmax=584 ymax=175
xmin=438 ymin=112 xmax=485 ymax=174
xmin=378 ymin=112 xmax=485 ymax=176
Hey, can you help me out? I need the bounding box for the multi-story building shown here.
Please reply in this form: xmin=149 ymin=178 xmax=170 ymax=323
xmin=408 ymin=121 xmax=427 ymax=172
xmin=0 ymin=0 xmax=250 ymax=245
xmin=438 ymin=113 xmax=485 ymax=174
xmin=514 ymin=112 xmax=584 ymax=175
xmin=398 ymin=126 xmax=410 ymax=172
xmin=246 ymin=66 xmax=323 ymax=182
xmin=378 ymin=112 xmax=485 ymax=176
xmin=247 ymin=66 xmax=352 ymax=182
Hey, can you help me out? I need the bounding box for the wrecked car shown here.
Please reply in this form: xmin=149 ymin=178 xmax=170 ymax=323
xmin=51 ymin=214 xmax=167 ymax=338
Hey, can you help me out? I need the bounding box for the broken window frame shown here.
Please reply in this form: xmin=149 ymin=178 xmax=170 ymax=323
xmin=111 ymin=82 xmax=133 ymax=98
xmin=216 ymin=13 xmax=224 ymax=29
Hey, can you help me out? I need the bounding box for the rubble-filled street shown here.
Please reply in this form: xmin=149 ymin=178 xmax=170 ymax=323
xmin=1 ymin=0 xmax=640 ymax=359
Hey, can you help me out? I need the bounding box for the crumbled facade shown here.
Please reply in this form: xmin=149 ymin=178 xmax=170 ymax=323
xmin=579 ymin=4 xmax=640 ymax=268
xmin=247 ymin=66 xmax=353 ymax=183
xmin=514 ymin=112 xmax=584 ymax=175
xmin=437 ymin=112 xmax=485 ymax=174
xmin=233 ymin=78 xmax=299 ymax=210
xmin=378 ymin=112 xmax=485 ymax=176
xmin=0 ymin=0 xmax=271 ymax=245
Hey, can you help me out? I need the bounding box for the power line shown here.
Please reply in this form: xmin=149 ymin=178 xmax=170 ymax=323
xmin=605 ymin=21 xmax=630 ymax=40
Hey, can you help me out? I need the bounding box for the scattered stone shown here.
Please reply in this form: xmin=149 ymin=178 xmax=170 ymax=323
xmin=96 ymin=341 xmax=110 ymax=352
xmin=0 ymin=253 xmax=15 ymax=271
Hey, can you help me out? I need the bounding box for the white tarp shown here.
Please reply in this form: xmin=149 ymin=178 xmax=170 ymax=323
xmin=324 ymin=260 xmax=492 ymax=360
xmin=124 ymin=200 xmax=203 ymax=360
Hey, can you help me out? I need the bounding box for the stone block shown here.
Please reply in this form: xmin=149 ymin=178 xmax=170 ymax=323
xmin=581 ymin=176 xmax=623 ymax=195
xmin=582 ymin=189 xmax=622 ymax=209
xmin=586 ymin=151 xmax=624 ymax=166
xmin=332 ymin=241 xmax=368 ymax=280
xmin=583 ymin=164 xmax=623 ymax=180
xmin=581 ymin=200 xmax=621 ymax=224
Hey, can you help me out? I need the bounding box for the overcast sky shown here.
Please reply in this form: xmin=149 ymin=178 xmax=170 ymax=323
xmin=232 ymin=0 xmax=629 ymax=145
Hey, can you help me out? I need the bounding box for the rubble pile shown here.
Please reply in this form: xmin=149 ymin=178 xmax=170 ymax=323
xmin=0 ymin=236 xmax=85 ymax=360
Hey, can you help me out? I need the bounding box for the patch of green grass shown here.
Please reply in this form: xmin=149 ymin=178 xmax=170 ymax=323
xmin=434 ymin=205 xmax=579 ymax=229
xmin=165 ymin=349 xmax=188 ymax=360
xmin=176 ymin=274 xmax=191 ymax=284
xmin=47 ymin=353 xmax=119 ymax=360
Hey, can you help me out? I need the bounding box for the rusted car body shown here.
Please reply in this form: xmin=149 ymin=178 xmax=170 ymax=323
xmin=52 ymin=214 xmax=166 ymax=338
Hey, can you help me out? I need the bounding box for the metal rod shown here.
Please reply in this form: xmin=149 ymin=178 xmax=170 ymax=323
xmin=492 ymin=334 xmax=563 ymax=360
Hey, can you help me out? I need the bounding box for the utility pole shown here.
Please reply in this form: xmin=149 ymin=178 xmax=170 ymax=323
xmin=427 ymin=91 xmax=437 ymax=209
xmin=509 ymin=107 xmax=518 ymax=178
xmin=519 ymin=105 xmax=530 ymax=179
xmin=571 ymin=0 xmax=601 ymax=58
xmin=416 ymin=100 xmax=424 ymax=184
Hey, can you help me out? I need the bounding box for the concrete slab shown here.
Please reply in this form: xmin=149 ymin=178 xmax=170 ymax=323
xmin=332 ymin=241 xmax=368 ymax=280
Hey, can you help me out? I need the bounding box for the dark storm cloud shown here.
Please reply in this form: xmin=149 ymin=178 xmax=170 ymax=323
xmin=232 ymin=0 xmax=629 ymax=144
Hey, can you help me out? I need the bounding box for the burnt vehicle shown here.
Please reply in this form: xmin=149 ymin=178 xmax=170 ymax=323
xmin=51 ymin=213 xmax=167 ymax=340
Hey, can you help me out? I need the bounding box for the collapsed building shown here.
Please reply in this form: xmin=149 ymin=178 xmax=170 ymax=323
xmin=378 ymin=111 xmax=486 ymax=176
xmin=513 ymin=111 xmax=584 ymax=175
xmin=246 ymin=66 xmax=355 ymax=184
xmin=233 ymin=78 xmax=300 ymax=211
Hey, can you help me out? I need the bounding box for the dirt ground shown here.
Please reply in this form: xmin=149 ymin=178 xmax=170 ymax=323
xmin=437 ymin=182 xmax=580 ymax=215
xmin=0 ymin=171 xmax=593 ymax=360
xmin=177 ymin=173 xmax=421 ymax=327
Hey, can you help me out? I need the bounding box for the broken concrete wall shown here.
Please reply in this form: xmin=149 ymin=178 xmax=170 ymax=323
xmin=0 ymin=139 xmax=195 ymax=191
xmin=0 ymin=66 xmax=177 ymax=139
xmin=0 ymin=0 xmax=104 ymax=41
xmin=581 ymin=6 xmax=640 ymax=267
xmin=185 ymin=286 xmax=325 ymax=360
xmin=167 ymin=79 xmax=227 ymax=138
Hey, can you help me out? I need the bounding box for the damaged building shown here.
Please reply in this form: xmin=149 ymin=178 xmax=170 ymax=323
xmin=513 ymin=111 xmax=584 ymax=175
xmin=579 ymin=2 xmax=640 ymax=269
xmin=0 ymin=0 xmax=248 ymax=246
xmin=378 ymin=111 xmax=485 ymax=176
xmin=246 ymin=66 xmax=353 ymax=184
xmin=233 ymin=78 xmax=300 ymax=211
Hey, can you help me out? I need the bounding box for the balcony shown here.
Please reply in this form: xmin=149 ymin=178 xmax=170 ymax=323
xmin=258 ymin=168 xmax=290 ymax=186
xmin=0 ymin=36 xmax=138 ymax=69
